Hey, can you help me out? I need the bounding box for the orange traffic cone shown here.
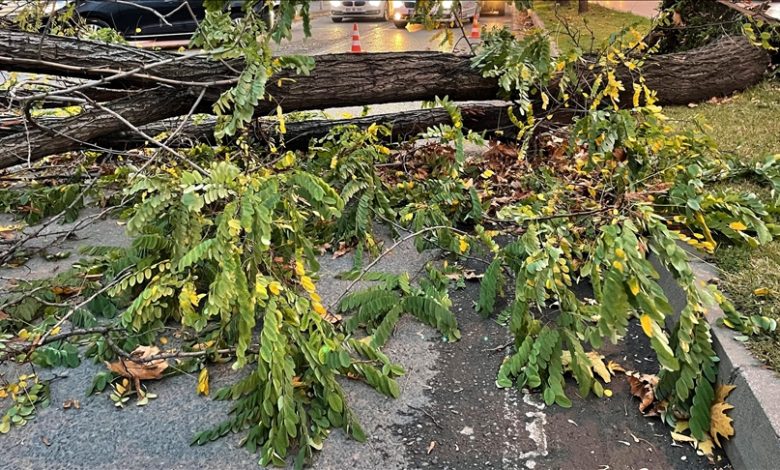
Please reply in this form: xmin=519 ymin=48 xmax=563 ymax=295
xmin=470 ymin=13 xmax=480 ymax=40
xmin=351 ymin=23 xmax=362 ymax=53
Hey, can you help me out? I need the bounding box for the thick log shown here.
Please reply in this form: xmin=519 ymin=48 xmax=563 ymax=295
xmin=621 ymin=35 xmax=770 ymax=105
xmin=0 ymin=30 xmax=770 ymax=167
xmin=0 ymin=29 xmax=497 ymax=115
xmin=1 ymin=103 xmax=518 ymax=152
xmin=0 ymin=30 xmax=768 ymax=112
xmin=0 ymin=88 xmax=196 ymax=169
xmin=107 ymin=103 xmax=518 ymax=151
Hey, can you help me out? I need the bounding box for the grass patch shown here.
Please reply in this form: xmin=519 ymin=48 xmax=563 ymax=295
xmin=531 ymin=1 xmax=651 ymax=53
xmin=666 ymin=81 xmax=780 ymax=371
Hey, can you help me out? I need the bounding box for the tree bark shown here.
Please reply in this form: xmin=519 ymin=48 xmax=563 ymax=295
xmin=578 ymin=0 xmax=589 ymax=14
xmin=0 ymin=30 xmax=770 ymax=168
xmin=0 ymin=88 xmax=197 ymax=170
xmin=0 ymin=103 xmax=519 ymax=151
xmin=0 ymin=30 xmax=497 ymax=115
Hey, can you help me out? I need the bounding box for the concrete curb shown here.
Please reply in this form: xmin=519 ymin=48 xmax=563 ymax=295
xmin=652 ymin=252 xmax=780 ymax=469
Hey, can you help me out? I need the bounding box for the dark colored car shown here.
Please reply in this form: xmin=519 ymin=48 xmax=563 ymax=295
xmin=47 ymin=0 xmax=276 ymax=39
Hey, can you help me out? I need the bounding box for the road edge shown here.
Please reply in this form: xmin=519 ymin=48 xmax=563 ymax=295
xmin=652 ymin=251 xmax=780 ymax=469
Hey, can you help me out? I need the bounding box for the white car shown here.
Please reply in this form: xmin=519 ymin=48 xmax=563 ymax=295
xmin=330 ymin=0 xmax=390 ymax=22
xmin=389 ymin=0 xmax=480 ymax=29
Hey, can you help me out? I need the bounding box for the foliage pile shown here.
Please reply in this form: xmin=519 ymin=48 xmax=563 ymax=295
xmin=3 ymin=0 xmax=780 ymax=467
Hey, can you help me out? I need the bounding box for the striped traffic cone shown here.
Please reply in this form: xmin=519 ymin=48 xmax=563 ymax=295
xmin=470 ymin=13 xmax=481 ymax=40
xmin=351 ymin=23 xmax=362 ymax=53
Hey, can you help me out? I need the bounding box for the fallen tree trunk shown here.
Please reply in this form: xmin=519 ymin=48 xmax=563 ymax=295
xmin=0 ymin=88 xmax=196 ymax=169
xmin=0 ymin=30 xmax=770 ymax=168
xmin=1 ymin=103 xmax=520 ymax=152
xmin=104 ymin=103 xmax=519 ymax=151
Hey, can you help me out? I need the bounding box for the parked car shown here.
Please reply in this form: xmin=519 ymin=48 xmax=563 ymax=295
xmin=330 ymin=0 xmax=390 ymax=22
xmin=41 ymin=0 xmax=277 ymax=39
xmin=389 ymin=0 xmax=479 ymax=29
xmin=480 ymin=0 xmax=506 ymax=16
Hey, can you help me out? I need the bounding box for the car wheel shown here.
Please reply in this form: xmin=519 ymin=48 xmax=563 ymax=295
xmin=331 ymin=17 xmax=343 ymax=23
xmin=82 ymin=19 xmax=112 ymax=33
xmin=394 ymin=21 xmax=407 ymax=29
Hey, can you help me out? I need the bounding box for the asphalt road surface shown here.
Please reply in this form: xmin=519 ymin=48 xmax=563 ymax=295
xmin=271 ymin=11 xmax=516 ymax=56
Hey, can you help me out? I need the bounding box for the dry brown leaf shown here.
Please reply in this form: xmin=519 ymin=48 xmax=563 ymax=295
xmin=427 ymin=441 xmax=436 ymax=454
xmin=332 ymin=242 xmax=353 ymax=259
xmin=105 ymin=345 xmax=169 ymax=382
xmin=51 ymin=286 xmax=83 ymax=297
xmin=626 ymin=372 xmax=658 ymax=413
xmin=63 ymin=399 xmax=80 ymax=410
xmin=710 ymin=402 xmax=735 ymax=447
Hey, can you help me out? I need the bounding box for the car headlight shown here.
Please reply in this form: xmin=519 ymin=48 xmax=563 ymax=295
xmin=391 ymin=0 xmax=405 ymax=9
xmin=441 ymin=0 xmax=453 ymax=9
xmin=43 ymin=0 xmax=71 ymax=15
xmin=369 ymin=0 xmax=381 ymax=6
xmin=330 ymin=0 xmax=341 ymax=7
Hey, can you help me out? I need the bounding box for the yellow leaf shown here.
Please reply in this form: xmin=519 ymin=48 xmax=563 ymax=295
xmin=228 ymin=219 xmax=242 ymax=237
xmin=300 ymin=276 xmax=316 ymax=294
xmin=312 ymin=301 xmax=327 ymax=316
xmin=541 ymin=91 xmax=550 ymax=110
xmin=628 ymin=278 xmax=640 ymax=296
xmin=714 ymin=383 xmax=736 ymax=405
xmin=458 ymin=237 xmax=469 ymax=254
xmin=295 ymin=261 xmax=306 ymax=277
xmin=612 ymin=260 xmax=624 ymax=273
xmin=603 ymin=388 xmax=613 ymax=397
xmin=276 ymin=105 xmax=286 ymax=134
xmin=159 ymin=336 xmax=168 ymax=345
xmin=640 ymin=314 xmax=654 ymax=338
xmin=753 ymin=287 xmax=770 ymax=296
xmin=710 ymin=401 xmax=735 ymax=447
xmin=697 ymin=437 xmax=715 ymax=456
xmin=607 ymin=360 xmax=624 ymax=374
xmin=728 ymin=221 xmax=747 ymax=231
xmin=0 ymin=389 xmax=7 ymax=399
xmin=268 ymin=282 xmax=282 ymax=296
xmin=586 ymin=351 xmax=611 ymax=383
xmin=615 ymin=248 xmax=626 ymax=259
xmin=670 ymin=431 xmax=696 ymax=443
xmin=481 ymin=169 xmax=494 ymax=179
xmin=197 ymin=368 xmax=209 ymax=396
xmin=632 ymin=83 xmax=642 ymax=108
xmin=674 ymin=420 xmax=690 ymax=433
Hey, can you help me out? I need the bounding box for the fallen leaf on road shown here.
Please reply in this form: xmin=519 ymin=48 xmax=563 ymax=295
xmin=587 ymin=351 xmax=611 ymax=383
xmin=606 ymin=360 xmax=624 ymax=374
xmin=197 ymin=368 xmax=209 ymax=396
xmin=671 ymin=431 xmax=696 ymax=443
xmin=427 ymin=440 xmax=436 ymax=454
xmin=697 ymin=437 xmax=715 ymax=456
xmin=63 ymin=399 xmax=80 ymax=409
xmin=105 ymin=345 xmax=169 ymax=386
xmin=710 ymin=385 xmax=736 ymax=447
xmin=626 ymin=371 xmax=658 ymax=413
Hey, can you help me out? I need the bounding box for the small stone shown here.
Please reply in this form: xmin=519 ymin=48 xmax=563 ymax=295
xmin=460 ymin=426 xmax=474 ymax=436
